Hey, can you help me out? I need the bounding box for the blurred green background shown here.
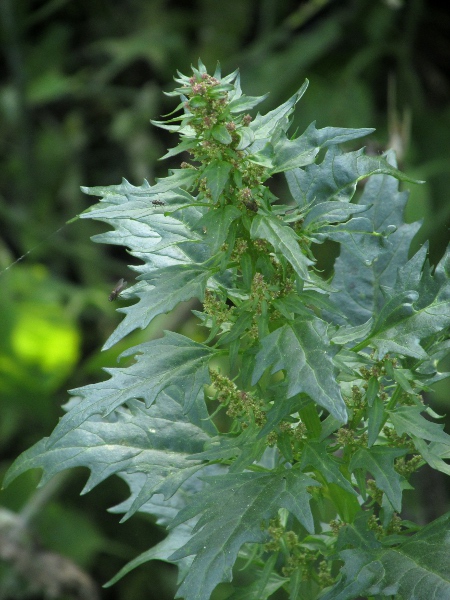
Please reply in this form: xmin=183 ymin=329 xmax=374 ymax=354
xmin=1 ymin=0 xmax=449 ymax=598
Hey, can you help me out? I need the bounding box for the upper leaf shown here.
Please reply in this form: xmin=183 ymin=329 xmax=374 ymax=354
xmin=249 ymin=80 xmax=309 ymax=143
xmin=250 ymin=214 xmax=313 ymax=281
xmin=202 ymin=160 xmax=233 ymax=202
xmin=228 ymin=92 xmax=270 ymax=114
xmin=251 ymin=316 xmax=347 ymax=422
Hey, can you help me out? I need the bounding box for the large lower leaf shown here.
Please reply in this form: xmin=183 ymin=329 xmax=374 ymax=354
xmin=354 ymin=247 xmax=450 ymax=358
xmin=4 ymin=392 xmax=213 ymax=519
xmin=168 ymin=469 xmax=319 ymax=600
xmin=82 ymin=183 xmax=202 ymax=255
xmin=329 ymin=151 xmax=421 ymax=325
xmin=312 ymin=216 xmax=387 ymax=265
xmin=29 ymin=333 xmax=216 ymax=445
xmin=106 ymin=468 xmax=225 ymax=588
xmin=322 ymin=512 xmax=450 ymax=600
xmin=286 ymin=145 xmax=417 ymax=209
xmin=252 ymin=316 xmax=347 ymax=422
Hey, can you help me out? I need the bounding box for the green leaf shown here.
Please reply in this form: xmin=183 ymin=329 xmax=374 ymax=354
xmin=331 ymin=319 xmax=373 ymax=345
xmin=168 ymin=469 xmax=319 ymax=600
xmin=236 ymin=126 xmax=255 ymax=150
xmin=367 ymin=396 xmax=385 ymax=447
xmin=247 ymin=142 xmax=276 ymax=168
xmin=319 ymin=414 xmax=343 ymax=441
xmin=389 ymin=406 xmax=450 ymax=446
xmin=4 ymin=393 xmax=213 ymax=520
xmin=225 ymin=555 xmax=287 ymax=599
xmin=211 ymin=124 xmax=233 ymax=145
xmin=337 ymin=512 xmax=381 ymax=551
xmin=252 ymin=317 xmax=347 ymax=422
xmin=197 ymin=204 xmax=242 ymax=253
xmin=105 ymin=519 xmax=194 ymax=588
xmin=106 ymin=471 xmax=215 ymax=587
xmin=148 ymin=168 xmax=199 ymax=194
xmin=259 ymin=393 xmax=310 ymax=437
xmin=81 ymin=186 xmax=202 ymax=258
xmin=27 ymin=333 xmax=215 ymax=445
xmin=300 ymin=441 xmax=356 ymax=495
xmin=193 ymin=425 xmax=268 ymax=473
xmin=250 ymin=214 xmax=313 ymax=280
xmin=299 ymin=402 xmax=322 ymax=439
xmin=328 ymin=483 xmax=362 ymax=523
xmin=412 ymin=437 xmax=450 ymax=476
xmin=217 ymin=309 xmax=253 ymax=346
xmin=103 ymin=263 xmax=212 ymax=350
xmin=161 ymin=137 xmax=196 ymax=160
xmin=303 ymin=200 xmax=370 ymax=228
xmin=80 ymin=177 xmax=152 ymax=201
xmin=354 ymin=247 xmax=450 ymax=358
xmin=349 ymin=446 xmax=407 ymax=512
xmin=286 ymin=145 xmax=418 ymax=209
xmin=272 ymin=123 xmax=375 ymax=174
xmin=250 ymin=80 xmax=308 ymax=141
xmin=330 ymin=150 xmax=421 ymax=325
xmin=273 ymin=290 xmax=339 ymax=321
xmin=203 ymin=160 xmax=233 ymax=202
xmin=311 ymin=216 xmax=387 ymax=266
xmin=228 ymin=92 xmax=269 ymax=114
xmin=322 ymin=512 xmax=450 ymax=600
xmin=82 ymin=179 xmax=196 ymax=210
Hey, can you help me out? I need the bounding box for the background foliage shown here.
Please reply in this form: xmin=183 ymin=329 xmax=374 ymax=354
xmin=1 ymin=1 xmax=449 ymax=598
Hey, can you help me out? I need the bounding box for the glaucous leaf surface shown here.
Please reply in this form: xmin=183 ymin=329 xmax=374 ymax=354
xmin=322 ymin=512 xmax=450 ymax=600
xmin=5 ymin=63 xmax=450 ymax=600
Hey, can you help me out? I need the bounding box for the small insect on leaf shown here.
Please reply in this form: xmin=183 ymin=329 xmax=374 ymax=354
xmin=151 ymin=199 xmax=165 ymax=206
xmin=109 ymin=278 xmax=127 ymax=301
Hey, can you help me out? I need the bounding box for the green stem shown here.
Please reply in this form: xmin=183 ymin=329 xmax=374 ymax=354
xmin=386 ymin=384 xmax=402 ymax=412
